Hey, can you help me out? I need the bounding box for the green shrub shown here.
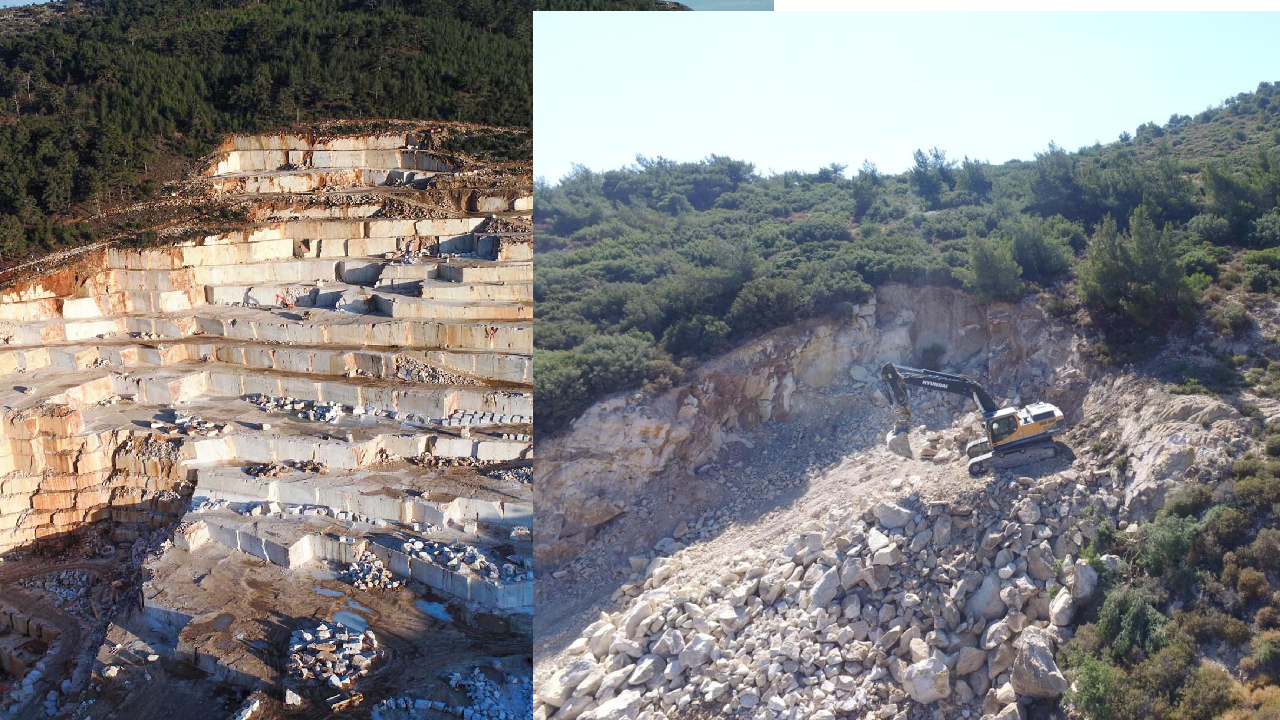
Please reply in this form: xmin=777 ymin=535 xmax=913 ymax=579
xmin=1066 ymin=653 xmax=1128 ymax=720
xmin=1252 ymin=529 xmax=1280 ymax=569
xmin=1235 ymin=457 xmax=1267 ymax=479
xmin=1185 ymin=272 xmax=1214 ymax=295
xmin=1215 ymin=303 xmax=1252 ymax=334
xmin=1163 ymin=484 xmax=1213 ymax=518
xmin=1255 ymin=209 xmax=1280 ymax=249
xmin=1236 ymin=475 xmax=1280 ymax=509
xmin=1257 ymin=606 xmax=1280 ymax=631
xmin=956 ymin=235 xmax=1024 ymax=302
xmin=1172 ymin=663 xmax=1245 ymax=720
xmin=661 ymin=315 xmax=731 ymax=356
xmin=1137 ymin=514 xmax=1202 ymax=577
xmin=1267 ymin=436 xmax=1280 ymax=457
xmin=1179 ymin=248 xmax=1222 ymax=279
xmin=1240 ymin=568 xmax=1271 ymax=602
xmin=1097 ymin=584 xmax=1169 ymax=659
xmin=1203 ymin=506 xmax=1251 ymax=551
xmin=1190 ymin=213 xmax=1233 ymax=244
xmin=727 ymin=277 xmax=813 ymax=333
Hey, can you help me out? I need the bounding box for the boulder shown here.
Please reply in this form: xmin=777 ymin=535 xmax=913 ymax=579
xmin=1011 ymin=626 xmax=1067 ymax=698
xmin=537 ymin=660 xmax=596 ymax=707
xmin=809 ymin=566 xmax=841 ymax=609
xmin=955 ymin=646 xmax=988 ymax=676
xmin=901 ymin=657 xmax=951 ymax=703
xmin=582 ymin=689 xmax=643 ymax=720
xmin=965 ymin=573 xmax=1006 ymax=621
xmin=886 ymin=430 xmax=912 ymax=459
xmin=1049 ymin=588 xmax=1074 ymax=626
xmin=1069 ymin=559 xmax=1099 ymax=603
xmin=873 ymin=501 xmax=914 ymax=528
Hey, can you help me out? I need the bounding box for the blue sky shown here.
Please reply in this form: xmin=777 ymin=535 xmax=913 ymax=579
xmin=0 ymin=0 xmax=48 ymax=7
xmin=535 ymin=12 xmax=1280 ymax=185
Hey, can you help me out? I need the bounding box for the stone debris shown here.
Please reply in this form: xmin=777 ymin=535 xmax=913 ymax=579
xmin=535 ymin=467 xmax=1133 ymax=720
xmin=19 ymin=570 xmax=94 ymax=617
xmin=286 ymin=622 xmax=379 ymax=690
xmin=345 ymin=551 xmax=402 ymax=590
xmin=247 ymin=394 xmax=350 ymax=424
xmin=403 ymin=539 xmax=532 ymax=583
xmin=484 ymin=466 xmax=532 ymax=486
xmin=438 ymin=409 xmax=530 ymax=428
xmin=395 ymin=355 xmax=483 ymax=387
xmin=509 ymin=526 xmax=531 ymax=542
xmin=244 ymin=459 xmax=329 ymax=477
xmin=372 ymin=666 xmax=532 ymax=720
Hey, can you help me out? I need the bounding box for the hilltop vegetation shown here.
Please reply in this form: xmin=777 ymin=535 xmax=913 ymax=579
xmin=535 ymin=0 xmax=691 ymax=9
xmin=0 ymin=0 xmax=531 ymax=260
xmin=534 ymin=81 xmax=1280 ymax=433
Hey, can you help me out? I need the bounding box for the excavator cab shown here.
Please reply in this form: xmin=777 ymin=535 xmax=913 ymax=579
xmin=988 ymin=413 xmax=1018 ymax=444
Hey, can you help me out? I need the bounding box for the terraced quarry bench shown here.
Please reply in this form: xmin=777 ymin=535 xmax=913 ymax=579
xmin=0 ymin=126 xmax=532 ymax=719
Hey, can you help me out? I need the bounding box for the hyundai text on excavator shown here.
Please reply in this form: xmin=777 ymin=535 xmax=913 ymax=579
xmin=880 ymin=363 xmax=1065 ymax=476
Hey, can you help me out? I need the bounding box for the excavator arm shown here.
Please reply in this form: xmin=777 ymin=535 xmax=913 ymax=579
xmin=880 ymin=363 xmax=999 ymax=430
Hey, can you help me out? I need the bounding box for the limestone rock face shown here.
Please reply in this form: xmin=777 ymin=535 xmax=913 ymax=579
xmin=1011 ymin=626 xmax=1067 ymax=698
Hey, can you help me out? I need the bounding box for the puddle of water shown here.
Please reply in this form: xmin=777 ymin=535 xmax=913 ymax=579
xmin=415 ymin=601 xmax=453 ymax=623
xmin=347 ymin=599 xmax=372 ymax=614
xmin=332 ymin=611 xmax=369 ymax=633
xmin=310 ymin=586 xmax=345 ymax=598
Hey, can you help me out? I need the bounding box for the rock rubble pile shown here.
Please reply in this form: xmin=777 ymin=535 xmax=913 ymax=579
xmin=536 ymin=466 xmax=1127 ymax=720
xmin=345 ymin=551 xmax=402 ymax=590
xmin=405 ymin=539 xmax=532 ymax=582
xmin=286 ymin=622 xmax=380 ymax=690
xmin=19 ymin=571 xmax=94 ymax=617
xmin=371 ymin=667 xmax=533 ymax=720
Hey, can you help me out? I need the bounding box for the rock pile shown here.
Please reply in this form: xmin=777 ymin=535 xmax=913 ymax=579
xmin=345 ymin=551 xmax=402 ymax=590
xmin=406 ymin=539 xmax=531 ymax=582
xmin=20 ymin=570 xmax=93 ymax=617
xmin=244 ymin=460 xmax=330 ymax=478
xmin=395 ymin=355 xmax=483 ymax=387
xmin=535 ymin=466 xmax=1126 ymax=720
xmin=371 ymin=668 xmax=533 ymax=720
xmin=484 ymin=466 xmax=532 ymax=486
xmin=439 ymin=410 xmax=530 ymax=428
xmin=247 ymin=394 xmax=357 ymax=424
xmin=286 ymin=622 xmax=379 ymax=690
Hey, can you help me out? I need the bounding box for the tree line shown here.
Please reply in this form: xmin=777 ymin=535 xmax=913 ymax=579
xmin=0 ymin=0 xmax=531 ymax=260
xmin=535 ymin=81 xmax=1280 ymax=434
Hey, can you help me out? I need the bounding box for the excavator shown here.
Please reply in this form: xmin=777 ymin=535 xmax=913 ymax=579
xmin=880 ymin=363 xmax=1065 ymax=476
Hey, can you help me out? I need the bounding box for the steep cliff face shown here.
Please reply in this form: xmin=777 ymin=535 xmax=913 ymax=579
xmin=536 ymin=285 xmax=1100 ymax=571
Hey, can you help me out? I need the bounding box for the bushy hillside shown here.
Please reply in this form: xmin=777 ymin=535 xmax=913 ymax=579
xmin=534 ymin=81 xmax=1280 ymax=434
xmin=535 ymin=0 xmax=691 ymax=9
xmin=0 ymin=0 xmax=531 ymax=260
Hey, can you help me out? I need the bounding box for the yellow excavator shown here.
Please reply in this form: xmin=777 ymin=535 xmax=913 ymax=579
xmin=880 ymin=363 xmax=1065 ymax=476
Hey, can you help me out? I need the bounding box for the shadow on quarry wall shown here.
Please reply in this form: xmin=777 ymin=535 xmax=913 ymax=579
xmin=0 ymin=505 xmax=184 ymax=570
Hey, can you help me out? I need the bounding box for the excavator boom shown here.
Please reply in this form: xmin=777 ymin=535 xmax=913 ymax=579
xmin=880 ymin=363 xmax=1000 ymax=420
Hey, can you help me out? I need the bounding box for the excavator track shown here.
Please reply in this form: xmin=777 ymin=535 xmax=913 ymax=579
xmin=967 ymin=439 xmax=1063 ymax=476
